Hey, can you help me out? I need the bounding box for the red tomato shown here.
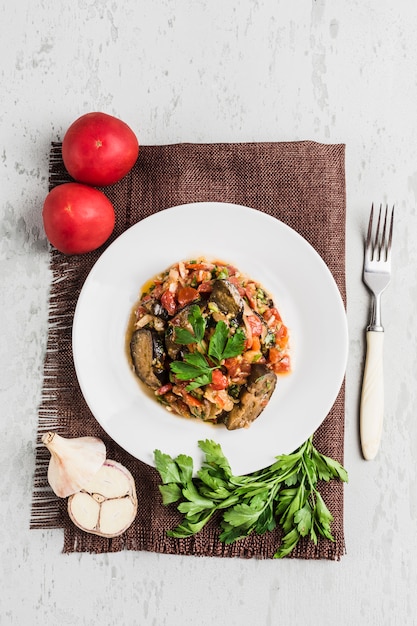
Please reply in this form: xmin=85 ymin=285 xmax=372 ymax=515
xmin=209 ymin=369 xmax=228 ymax=390
xmin=42 ymin=183 xmax=115 ymax=255
xmin=246 ymin=315 xmax=263 ymax=336
xmin=177 ymin=286 xmax=199 ymax=307
xmin=62 ymin=112 xmax=139 ymax=186
xmin=161 ymin=290 xmax=177 ymax=315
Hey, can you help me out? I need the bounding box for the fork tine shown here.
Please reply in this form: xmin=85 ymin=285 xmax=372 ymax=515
xmin=387 ymin=205 xmax=394 ymax=259
xmin=379 ymin=205 xmax=388 ymax=261
xmin=366 ymin=203 xmax=374 ymax=255
xmin=374 ymin=204 xmax=382 ymax=260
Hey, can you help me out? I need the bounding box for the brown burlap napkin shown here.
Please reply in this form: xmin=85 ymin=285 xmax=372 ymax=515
xmin=31 ymin=140 xmax=346 ymax=559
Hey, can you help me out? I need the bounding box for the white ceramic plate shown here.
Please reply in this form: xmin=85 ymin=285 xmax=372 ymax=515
xmin=72 ymin=202 xmax=348 ymax=475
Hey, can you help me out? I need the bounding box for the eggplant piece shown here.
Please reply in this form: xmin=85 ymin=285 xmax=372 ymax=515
xmin=130 ymin=329 xmax=166 ymax=389
xmin=208 ymin=279 xmax=244 ymax=320
xmin=224 ymin=363 xmax=277 ymax=430
xmin=151 ymin=333 xmax=167 ymax=377
xmin=142 ymin=298 xmax=169 ymax=321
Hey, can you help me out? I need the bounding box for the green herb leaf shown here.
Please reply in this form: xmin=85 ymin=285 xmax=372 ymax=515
xmin=197 ymin=467 xmax=231 ymax=498
xmin=198 ymin=439 xmax=233 ymax=479
xmin=174 ymin=328 xmax=198 ymax=345
xmin=274 ymin=527 xmax=301 ymax=559
xmin=221 ymin=328 xmax=246 ymax=359
xmin=185 ymin=374 xmax=212 ymax=391
xmin=208 ymin=321 xmax=229 ymax=361
xmin=167 ymin=511 xmax=215 ymax=537
xmin=222 ymin=502 xmax=263 ymax=530
xmin=208 ymin=322 xmax=246 ymax=363
xmin=178 ymin=499 xmax=216 ymax=517
xmin=176 ymin=454 xmax=194 ymax=483
xmin=313 ymin=449 xmax=349 ymax=483
xmin=256 ymin=504 xmax=277 ymax=534
xmin=294 ymin=503 xmax=312 ymax=537
xmin=159 ymin=483 xmax=182 ymax=505
xmin=173 ymin=305 xmax=206 ymax=346
xmin=170 ymin=352 xmax=212 ymax=385
xmin=170 ymin=360 xmax=205 ymax=380
xmin=188 ymin=305 xmax=206 ymax=342
xmin=182 ymin=351 xmax=210 ymax=369
xmin=154 ymin=449 xmax=182 ymax=484
xmin=219 ymin=522 xmax=250 ymax=545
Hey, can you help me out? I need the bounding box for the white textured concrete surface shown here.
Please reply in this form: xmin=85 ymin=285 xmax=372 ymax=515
xmin=1 ymin=1 xmax=417 ymax=625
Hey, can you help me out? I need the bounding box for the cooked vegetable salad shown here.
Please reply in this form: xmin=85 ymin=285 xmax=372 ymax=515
xmin=128 ymin=259 xmax=291 ymax=429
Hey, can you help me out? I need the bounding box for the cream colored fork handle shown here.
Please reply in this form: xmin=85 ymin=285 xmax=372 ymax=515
xmin=360 ymin=331 xmax=384 ymax=460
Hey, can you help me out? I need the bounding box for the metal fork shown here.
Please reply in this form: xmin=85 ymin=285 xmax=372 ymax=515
xmin=360 ymin=203 xmax=394 ymax=460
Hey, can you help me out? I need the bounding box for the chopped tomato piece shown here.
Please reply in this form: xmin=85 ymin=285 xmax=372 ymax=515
xmin=268 ymin=348 xmax=291 ymax=373
xmin=268 ymin=347 xmax=281 ymax=364
xmin=223 ymin=356 xmax=239 ymax=374
xmin=225 ymin=264 xmax=238 ymax=276
xmin=251 ymin=336 xmax=261 ymax=352
xmin=209 ymin=369 xmax=228 ymax=390
xmin=228 ymin=276 xmax=246 ymax=296
xmin=197 ymin=281 xmax=213 ymax=293
xmin=264 ymin=307 xmax=282 ymax=324
xmin=245 ymin=283 xmax=257 ymax=308
xmin=271 ymin=355 xmax=291 ymax=374
xmin=135 ymin=305 xmax=147 ymax=318
xmin=185 ymin=262 xmax=214 ymax=271
xmin=177 ymin=286 xmax=199 ymax=307
xmin=151 ymin=284 xmax=164 ymax=299
xmin=161 ymin=290 xmax=176 ymax=315
xmin=246 ymin=314 xmax=263 ymax=337
xmin=183 ymin=392 xmax=204 ymax=407
xmin=155 ymin=383 xmax=173 ymax=396
xmin=223 ymin=356 xmax=251 ymax=383
xmin=275 ymin=324 xmax=289 ymax=349
xmin=214 ymin=393 xmax=226 ymax=408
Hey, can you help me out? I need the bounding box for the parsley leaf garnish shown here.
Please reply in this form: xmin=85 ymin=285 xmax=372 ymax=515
xmin=174 ymin=305 xmax=206 ymax=347
xmin=208 ymin=321 xmax=246 ymax=363
xmin=170 ymin=307 xmax=246 ymax=390
xmin=170 ymin=353 xmax=214 ymax=390
xmin=154 ymin=436 xmax=348 ymax=558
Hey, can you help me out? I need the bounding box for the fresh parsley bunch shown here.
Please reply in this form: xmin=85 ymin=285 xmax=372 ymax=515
xmin=170 ymin=304 xmax=245 ymax=391
xmin=154 ymin=437 xmax=348 ymax=558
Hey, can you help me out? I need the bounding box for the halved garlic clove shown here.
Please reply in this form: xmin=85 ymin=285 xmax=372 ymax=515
xmin=98 ymin=497 xmax=137 ymax=537
xmin=67 ymin=460 xmax=138 ymax=538
xmin=42 ymin=431 xmax=106 ymax=498
xmin=68 ymin=492 xmax=101 ymax=531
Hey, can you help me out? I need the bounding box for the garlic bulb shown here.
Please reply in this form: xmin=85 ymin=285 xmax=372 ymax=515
xmin=42 ymin=431 xmax=106 ymax=498
xmin=68 ymin=460 xmax=138 ymax=538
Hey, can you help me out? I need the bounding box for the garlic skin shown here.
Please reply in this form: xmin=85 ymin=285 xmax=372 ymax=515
xmin=42 ymin=431 xmax=106 ymax=498
xmin=68 ymin=460 xmax=138 ymax=538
